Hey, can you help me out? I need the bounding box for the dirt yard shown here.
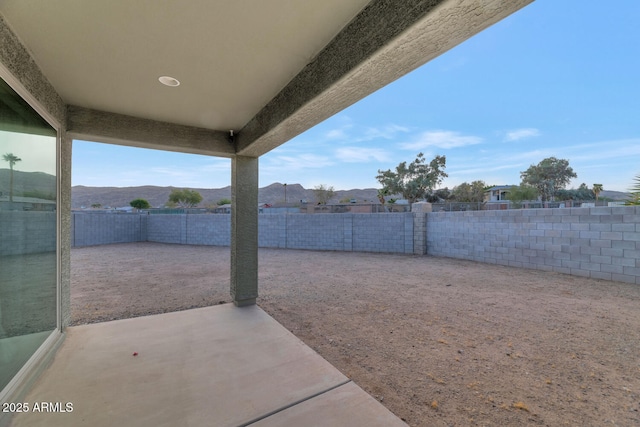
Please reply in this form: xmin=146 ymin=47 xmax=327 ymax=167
xmin=71 ymin=242 xmax=640 ymax=426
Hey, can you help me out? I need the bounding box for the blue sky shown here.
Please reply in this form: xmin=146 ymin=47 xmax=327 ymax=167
xmin=73 ymin=1 xmax=640 ymax=192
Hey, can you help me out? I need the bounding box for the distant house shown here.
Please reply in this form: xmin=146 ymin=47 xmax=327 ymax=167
xmin=0 ymin=195 xmax=57 ymax=211
xmin=213 ymin=203 xmax=232 ymax=214
xmin=213 ymin=203 xmax=274 ymax=214
xmin=485 ymin=185 xmax=515 ymax=202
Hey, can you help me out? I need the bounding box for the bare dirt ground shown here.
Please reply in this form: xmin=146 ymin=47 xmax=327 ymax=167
xmin=71 ymin=242 xmax=640 ymax=426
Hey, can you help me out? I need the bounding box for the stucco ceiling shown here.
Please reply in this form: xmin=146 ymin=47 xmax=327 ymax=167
xmin=0 ymin=0 xmax=534 ymax=157
xmin=0 ymin=0 xmax=370 ymax=131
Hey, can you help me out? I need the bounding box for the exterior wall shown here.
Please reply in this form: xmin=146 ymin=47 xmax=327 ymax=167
xmin=427 ymin=206 xmax=640 ymax=285
xmin=72 ymin=212 xmax=418 ymax=254
xmin=188 ymin=215 xmax=231 ymax=246
xmin=146 ymin=214 xmax=231 ymax=246
xmin=146 ymin=214 xmax=186 ymax=244
xmin=0 ymin=211 xmax=56 ymax=255
xmin=262 ymin=213 xmax=414 ymax=253
xmin=352 ymin=214 xmax=413 ymax=253
xmin=72 ymin=213 xmax=148 ymax=247
xmin=284 ymin=214 xmax=350 ymax=251
xmin=259 ymin=215 xmax=287 ymax=248
xmin=70 ymin=208 xmax=640 ymax=285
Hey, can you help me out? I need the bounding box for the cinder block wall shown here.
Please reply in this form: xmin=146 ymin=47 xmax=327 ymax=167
xmin=72 ymin=213 xmax=147 ymax=247
xmin=70 ymin=208 xmax=640 ymax=285
xmin=185 ymin=215 xmax=231 ymax=246
xmin=260 ymin=213 xmax=415 ymax=252
xmin=258 ymin=215 xmax=287 ymax=248
xmin=71 ymin=212 xmax=417 ymax=254
xmin=285 ymin=214 xmax=349 ymax=251
xmin=352 ymin=214 xmax=414 ymax=253
xmin=145 ymin=214 xmax=183 ymax=244
xmin=146 ymin=212 xmax=416 ymax=253
xmin=0 ymin=211 xmax=56 ymax=255
xmin=426 ymin=206 xmax=640 ymax=285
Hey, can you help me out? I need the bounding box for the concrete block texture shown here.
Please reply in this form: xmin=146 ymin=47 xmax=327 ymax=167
xmin=0 ymin=211 xmax=56 ymax=255
xmin=73 ymin=212 xmax=418 ymax=255
xmin=71 ymin=206 xmax=640 ymax=285
xmin=72 ymin=213 xmax=146 ymax=247
xmin=426 ymin=206 xmax=640 ymax=284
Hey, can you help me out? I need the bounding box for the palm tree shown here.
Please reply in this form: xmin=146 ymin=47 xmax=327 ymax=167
xmin=2 ymin=152 xmax=22 ymax=202
xmin=377 ymin=188 xmax=388 ymax=212
xmin=626 ymin=175 xmax=640 ymax=206
xmin=592 ymin=183 xmax=603 ymax=202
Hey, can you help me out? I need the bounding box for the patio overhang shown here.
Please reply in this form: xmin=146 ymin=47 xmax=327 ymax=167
xmin=0 ymin=0 xmax=533 ymax=157
xmin=1 ymin=0 xmax=535 ymax=417
xmin=0 ymin=0 xmax=534 ymax=308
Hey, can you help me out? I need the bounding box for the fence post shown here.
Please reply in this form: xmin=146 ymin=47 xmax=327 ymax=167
xmin=411 ymin=203 xmax=431 ymax=255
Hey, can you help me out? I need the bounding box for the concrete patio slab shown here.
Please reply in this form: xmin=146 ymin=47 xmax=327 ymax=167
xmin=8 ymin=304 xmax=405 ymax=427
xmin=252 ymin=381 xmax=407 ymax=427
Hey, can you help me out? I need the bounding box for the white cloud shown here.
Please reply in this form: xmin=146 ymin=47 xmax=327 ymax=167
xmin=324 ymin=123 xmax=410 ymax=143
xmin=262 ymin=153 xmax=334 ymax=172
xmin=357 ymin=124 xmax=410 ymax=142
xmin=400 ymin=130 xmax=483 ymax=150
xmin=322 ymin=115 xmax=354 ymax=140
xmin=495 ymin=149 xmax=551 ymax=164
xmin=562 ymin=138 xmax=640 ymax=162
xmin=335 ymin=147 xmax=389 ymax=163
xmin=325 ymin=128 xmax=349 ymax=140
xmin=504 ymin=128 xmax=540 ymax=142
xmin=199 ymin=160 xmax=232 ymax=174
xmin=450 ymin=164 xmax=520 ymax=176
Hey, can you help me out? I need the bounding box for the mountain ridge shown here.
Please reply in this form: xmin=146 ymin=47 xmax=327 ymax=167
xmin=71 ymin=183 xmax=381 ymax=209
xmin=71 ymin=183 xmax=632 ymax=209
xmin=0 ymin=170 xmax=630 ymax=208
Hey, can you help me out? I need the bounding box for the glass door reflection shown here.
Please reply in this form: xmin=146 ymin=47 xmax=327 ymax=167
xmin=0 ymin=77 xmax=58 ymax=392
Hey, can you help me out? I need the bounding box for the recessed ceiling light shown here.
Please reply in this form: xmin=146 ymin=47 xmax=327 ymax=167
xmin=159 ymin=76 xmax=180 ymax=87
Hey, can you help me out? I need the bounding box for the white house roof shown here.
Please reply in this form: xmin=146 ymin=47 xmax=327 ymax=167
xmin=486 ymin=185 xmax=517 ymax=192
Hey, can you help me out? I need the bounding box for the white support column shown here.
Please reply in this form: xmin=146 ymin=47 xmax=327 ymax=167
xmin=230 ymin=156 xmax=259 ymax=306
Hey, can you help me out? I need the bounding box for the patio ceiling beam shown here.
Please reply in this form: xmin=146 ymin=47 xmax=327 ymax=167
xmin=67 ymin=105 xmax=235 ymax=157
xmin=0 ymin=14 xmax=65 ymax=126
xmin=235 ymin=0 xmax=533 ymax=158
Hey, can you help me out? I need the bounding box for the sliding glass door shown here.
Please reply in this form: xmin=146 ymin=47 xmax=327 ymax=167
xmin=0 ymin=77 xmax=58 ymax=392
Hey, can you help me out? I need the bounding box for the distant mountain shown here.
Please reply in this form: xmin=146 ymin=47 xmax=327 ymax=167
xmin=68 ymin=183 xmax=633 ymax=209
xmin=71 ymin=183 xmax=381 ymax=209
xmin=599 ymin=190 xmax=631 ymax=201
xmin=0 ymin=169 xmax=56 ymax=199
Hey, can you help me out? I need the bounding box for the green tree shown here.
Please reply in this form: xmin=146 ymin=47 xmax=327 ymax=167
xmin=130 ymin=198 xmax=151 ymax=209
xmin=506 ymin=185 xmax=538 ymax=207
xmin=451 ymin=180 xmax=486 ymax=203
xmin=91 ymin=203 xmax=102 ymax=209
xmin=592 ymin=183 xmax=603 ymax=201
xmin=520 ymin=157 xmax=577 ymax=202
xmin=313 ymin=184 xmax=335 ymax=205
xmin=376 ymin=153 xmax=447 ymax=204
xmin=556 ymin=183 xmax=594 ymax=201
xmin=377 ymin=188 xmax=388 ymax=204
xmin=2 ymin=152 xmax=22 ymax=202
xmin=217 ymin=198 xmax=232 ymax=205
xmin=425 ymin=187 xmax=451 ymax=203
xmin=168 ymin=189 xmax=203 ymax=208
